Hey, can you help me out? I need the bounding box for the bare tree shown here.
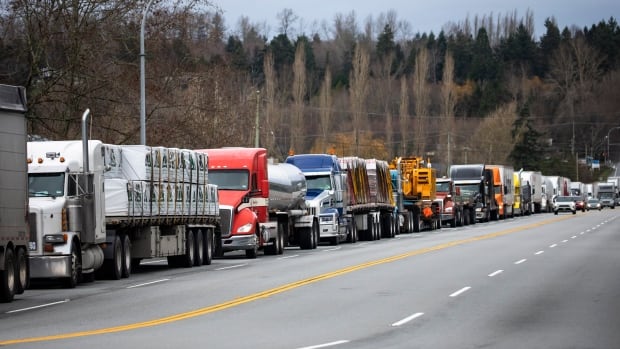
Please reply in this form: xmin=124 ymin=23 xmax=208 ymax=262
xmin=319 ymin=66 xmax=333 ymax=153
xmin=277 ymin=8 xmax=298 ymax=36
xmin=399 ymin=76 xmax=409 ymax=155
xmin=349 ymin=43 xmax=370 ymax=154
xmin=412 ymin=47 xmax=431 ymax=154
xmin=441 ymin=50 xmax=457 ymax=165
xmin=291 ymin=41 xmax=307 ymax=153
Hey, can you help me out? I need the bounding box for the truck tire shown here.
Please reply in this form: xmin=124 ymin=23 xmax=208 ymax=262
xmin=312 ymin=220 xmax=319 ymax=249
xmin=0 ymin=247 xmax=15 ymax=303
xmin=245 ymin=234 xmax=258 ymax=258
xmin=103 ymin=235 xmax=123 ymax=280
xmin=204 ymin=229 xmax=214 ymax=265
xmin=413 ymin=213 xmax=421 ymax=233
xmin=15 ymin=247 xmax=28 ymax=294
xmin=346 ymin=221 xmax=357 ymax=243
xmin=121 ymin=234 xmax=132 ymax=278
xmin=264 ymin=228 xmax=281 ymax=255
xmin=193 ymin=230 xmax=204 ymax=266
xmin=181 ymin=229 xmax=196 ymax=266
xmin=298 ymin=227 xmax=313 ymax=250
xmin=64 ymin=241 xmax=82 ymax=288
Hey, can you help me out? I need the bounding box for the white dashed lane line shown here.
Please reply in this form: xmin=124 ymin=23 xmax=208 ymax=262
xmin=535 ymin=251 xmax=544 ymax=255
xmin=515 ymin=259 xmax=527 ymax=265
xmin=488 ymin=270 xmax=503 ymax=277
xmin=392 ymin=312 xmax=424 ymax=327
xmin=449 ymin=287 xmax=471 ymax=297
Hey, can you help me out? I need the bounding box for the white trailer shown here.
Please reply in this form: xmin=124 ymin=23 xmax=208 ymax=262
xmin=521 ymin=171 xmax=543 ymax=213
xmin=27 ymin=111 xmax=220 ymax=287
xmin=0 ymin=84 xmax=29 ymax=302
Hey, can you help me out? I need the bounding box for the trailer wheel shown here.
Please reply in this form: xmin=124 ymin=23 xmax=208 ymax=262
xmin=204 ymin=229 xmax=214 ymax=265
xmin=15 ymin=247 xmax=28 ymax=294
xmin=277 ymin=226 xmax=285 ymax=255
xmin=0 ymin=247 xmax=15 ymax=303
xmin=193 ymin=230 xmax=204 ymax=266
xmin=64 ymin=241 xmax=82 ymax=288
xmin=182 ymin=230 xmax=196 ymax=266
xmin=121 ymin=234 xmax=132 ymax=278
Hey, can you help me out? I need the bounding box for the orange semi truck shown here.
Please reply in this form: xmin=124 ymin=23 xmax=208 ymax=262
xmin=486 ymin=165 xmax=515 ymax=219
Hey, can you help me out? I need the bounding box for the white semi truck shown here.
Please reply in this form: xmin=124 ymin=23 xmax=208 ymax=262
xmin=0 ymin=84 xmax=29 ymax=302
xmin=27 ymin=111 xmax=220 ymax=287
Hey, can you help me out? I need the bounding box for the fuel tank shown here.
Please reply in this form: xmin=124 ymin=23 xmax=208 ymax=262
xmin=268 ymin=163 xmax=307 ymax=211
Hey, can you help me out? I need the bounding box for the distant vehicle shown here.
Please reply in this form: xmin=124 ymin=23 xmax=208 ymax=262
xmin=572 ymin=196 xmax=586 ymax=212
xmin=553 ymin=196 xmax=576 ymax=215
xmin=586 ymin=198 xmax=601 ymax=211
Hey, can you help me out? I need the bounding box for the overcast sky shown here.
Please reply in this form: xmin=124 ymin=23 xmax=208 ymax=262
xmin=215 ymin=0 xmax=618 ymax=39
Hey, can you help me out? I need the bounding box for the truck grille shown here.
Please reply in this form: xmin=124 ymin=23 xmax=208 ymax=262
xmin=28 ymin=212 xmax=38 ymax=251
xmin=219 ymin=208 xmax=232 ymax=237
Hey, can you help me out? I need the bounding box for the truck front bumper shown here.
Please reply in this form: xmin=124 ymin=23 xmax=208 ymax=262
xmin=29 ymin=255 xmax=71 ymax=279
xmin=319 ymin=222 xmax=339 ymax=238
xmin=222 ymin=234 xmax=258 ymax=252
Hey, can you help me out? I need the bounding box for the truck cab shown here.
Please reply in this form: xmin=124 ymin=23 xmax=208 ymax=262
xmin=285 ymin=154 xmax=348 ymax=245
xmin=27 ymin=140 xmax=107 ymax=286
xmin=199 ymin=148 xmax=271 ymax=258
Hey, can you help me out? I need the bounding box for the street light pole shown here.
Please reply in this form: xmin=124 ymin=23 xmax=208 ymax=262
xmin=606 ymin=126 xmax=620 ymax=166
xmin=140 ymin=0 xmax=155 ymax=145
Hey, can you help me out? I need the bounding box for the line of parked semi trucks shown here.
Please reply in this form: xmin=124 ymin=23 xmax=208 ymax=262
xmin=1 ymin=84 xmax=619 ymax=302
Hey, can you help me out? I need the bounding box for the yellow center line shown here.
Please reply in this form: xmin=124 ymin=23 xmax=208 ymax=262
xmin=1 ymin=216 xmax=570 ymax=346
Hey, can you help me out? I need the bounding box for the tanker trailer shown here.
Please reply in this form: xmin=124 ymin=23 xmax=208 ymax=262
xmin=267 ymin=162 xmax=320 ymax=250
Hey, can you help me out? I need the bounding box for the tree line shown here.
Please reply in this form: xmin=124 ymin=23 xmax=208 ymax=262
xmin=1 ymin=1 xmax=619 ymax=181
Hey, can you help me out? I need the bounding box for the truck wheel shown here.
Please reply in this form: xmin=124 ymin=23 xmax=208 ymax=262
xmin=298 ymin=227 xmax=313 ymax=250
xmin=0 ymin=248 xmax=15 ymax=303
xmin=264 ymin=229 xmax=280 ymax=255
xmin=193 ymin=230 xmax=204 ymax=266
xmin=204 ymin=229 xmax=213 ymax=265
xmin=347 ymin=221 xmax=357 ymax=243
xmin=99 ymin=235 xmax=123 ymax=280
xmin=408 ymin=211 xmax=416 ymax=233
xmin=64 ymin=242 xmax=82 ymax=288
xmin=15 ymin=247 xmax=28 ymax=294
xmin=413 ymin=214 xmax=421 ymax=233
xmin=312 ymin=220 xmax=319 ymax=249
xmin=121 ymin=234 xmax=132 ymax=278
xmin=183 ymin=230 xmax=196 ymax=266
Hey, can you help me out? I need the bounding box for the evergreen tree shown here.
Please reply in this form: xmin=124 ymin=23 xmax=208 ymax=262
xmin=509 ymin=103 xmax=544 ymax=169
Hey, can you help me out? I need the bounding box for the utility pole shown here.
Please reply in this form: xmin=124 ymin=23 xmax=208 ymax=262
xmin=254 ymin=90 xmax=260 ymax=148
xmin=140 ymin=0 xmax=155 ymax=145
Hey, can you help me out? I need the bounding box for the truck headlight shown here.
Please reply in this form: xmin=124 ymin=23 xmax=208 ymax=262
xmin=44 ymin=234 xmax=67 ymax=244
xmin=237 ymin=223 xmax=254 ymax=234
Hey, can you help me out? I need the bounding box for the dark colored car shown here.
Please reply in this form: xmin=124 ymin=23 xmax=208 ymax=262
xmin=572 ymin=196 xmax=586 ymax=212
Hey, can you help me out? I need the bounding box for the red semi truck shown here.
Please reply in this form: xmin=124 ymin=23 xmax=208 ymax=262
xmin=197 ymin=148 xmax=318 ymax=258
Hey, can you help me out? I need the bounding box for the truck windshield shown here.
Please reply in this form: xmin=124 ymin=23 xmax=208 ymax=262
xmin=456 ymin=184 xmax=479 ymax=197
xmin=208 ymin=170 xmax=249 ymax=190
xmin=436 ymin=182 xmax=450 ymax=192
xmin=29 ymin=172 xmax=65 ymax=197
xmin=306 ymin=175 xmax=332 ymax=191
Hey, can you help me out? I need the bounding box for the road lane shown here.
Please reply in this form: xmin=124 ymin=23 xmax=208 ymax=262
xmin=0 ymin=211 xmax=617 ymax=348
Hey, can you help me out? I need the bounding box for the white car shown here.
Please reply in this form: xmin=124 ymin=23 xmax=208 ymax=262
xmin=553 ymin=196 xmax=576 ymax=215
